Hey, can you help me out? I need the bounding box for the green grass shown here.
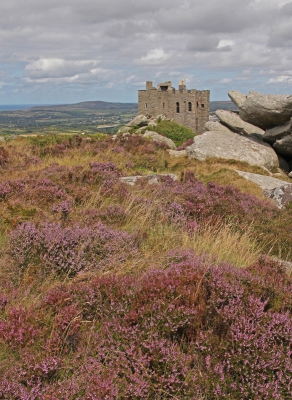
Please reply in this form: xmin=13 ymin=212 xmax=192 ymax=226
xmin=152 ymin=120 xmax=195 ymax=146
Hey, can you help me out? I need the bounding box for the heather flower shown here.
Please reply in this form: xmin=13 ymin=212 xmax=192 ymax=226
xmin=0 ymin=146 xmax=9 ymax=167
xmin=89 ymin=161 xmax=121 ymax=176
xmin=52 ymin=200 xmax=73 ymax=219
xmin=176 ymin=138 xmax=194 ymax=150
xmin=97 ymin=204 xmax=128 ymax=225
xmin=0 ymin=182 xmax=12 ymax=200
xmin=9 ymin=221 xmax=135 ymax=275
xmin=1 ymin=256 xmax=292 ymax=398
xmin=196 ymin=262 xmax=292 ymax=398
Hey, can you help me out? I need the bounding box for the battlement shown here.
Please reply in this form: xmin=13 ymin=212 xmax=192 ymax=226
xmin=138 ymin=80 xmax=210 ymax=134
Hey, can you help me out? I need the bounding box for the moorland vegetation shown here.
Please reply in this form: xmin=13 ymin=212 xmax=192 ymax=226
xmin=0 ymin=131 xmax=291 ymax=399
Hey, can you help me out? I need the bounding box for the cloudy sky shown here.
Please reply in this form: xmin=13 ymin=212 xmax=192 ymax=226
xmin=1 ymin=0 xmax=292 ymax=104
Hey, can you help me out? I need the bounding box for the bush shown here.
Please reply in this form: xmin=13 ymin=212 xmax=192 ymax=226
xmin=29 ymin=134 xmax=68 ymax=147
xmin=153 ymin=120 xmax=195 ymax=146
xmin=1 ymin=256 xmax=292 ymax=398
xmin=8 ymin=221 xmax=135 ymax=276
xmin=0 ymin=147 xmax=9 ymax=167
xmin=176 ymin=138 xmax=194 ymax=150
xmin=2 ymin=128 xmax=292 ymax=398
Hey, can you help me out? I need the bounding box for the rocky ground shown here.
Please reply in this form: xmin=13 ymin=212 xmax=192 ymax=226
xmin=125 ymin=90 xmax=292 ymax=209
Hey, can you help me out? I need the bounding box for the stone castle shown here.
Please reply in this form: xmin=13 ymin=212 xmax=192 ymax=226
xmin=138 ymin=80 xmax=210 ymax=134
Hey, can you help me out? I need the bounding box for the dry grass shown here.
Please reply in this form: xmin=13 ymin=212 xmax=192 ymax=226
xmin=167 ymin=155 xmax=271 ymax=176
xmin=188 ymin=221 xmax=262 ymax=267
xmin=109 ymin=220 xmax=263 ymax=276
xmin=96 ymin=190 xmax=265 ymax=275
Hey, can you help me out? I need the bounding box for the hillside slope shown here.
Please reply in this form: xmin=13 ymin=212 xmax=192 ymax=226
xmin=0 ymin=134 xmax=291 ymax=399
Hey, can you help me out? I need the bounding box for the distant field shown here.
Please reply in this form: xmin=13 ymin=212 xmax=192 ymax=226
xmin=0 ymin=101 xmax=138 ymax=136
xmin=209 ymin=100 xmax=238 ymax=113
xmin=0 ymin=100 xmax=236 ymax=136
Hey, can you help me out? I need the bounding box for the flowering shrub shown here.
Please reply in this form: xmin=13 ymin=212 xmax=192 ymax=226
xmin=30 ymin=179 xmax=67 ymax=202
xmin=9 ymin=221 xmax=135 ymax=275
xmin=2 ymin=133 xmax=292 ymax=398
xmin=25 ymin=155 xmax=42 ymax=166
xmin=146 ymin=171 xmax=277 ymax=228
xmin=1 ymin=256 xmax=291 ymax=398
xmin=164 ymin=201 xmax=188 ymax=226
xmin=89 ymin=161 xmax=121 ymax=175
xmin=30 ymin=135 xmax=85 ymax=157
xmin=52 ymin=200 xmax=73 ymax=219
xmin=0 ymin=180 xmax=25 ymax=200
xmin=176 ymin=137 xmax=194 ymax=150
xmin=196 ymin=260 xmax=292 ymax=398
xmin=0 ymin=182 xmax=12 ymax=200
xmin=0 ymin=307 xmax=41 ymax=349
xmin=0 ymin=177 xmax=68 ymax=206
xmin=97 ymin=204 xmax=128 ymax=225
xmin=0 ymin=147 xmax=9 ymax=167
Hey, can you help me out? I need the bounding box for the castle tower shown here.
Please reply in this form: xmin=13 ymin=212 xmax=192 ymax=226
xmin=138 ymin=80 xmax=210 ymax=134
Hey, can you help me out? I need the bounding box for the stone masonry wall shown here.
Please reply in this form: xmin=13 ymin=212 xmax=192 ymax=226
xmin=138 ymin=81 xmax=210 ymax=134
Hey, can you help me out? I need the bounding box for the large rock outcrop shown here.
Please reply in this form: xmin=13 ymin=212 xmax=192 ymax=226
xmin=125 ymin=114 xmax=169 ymax=129
xmin=215 ymin=109 xmax=264 ymax=136
xmin=278 ymin=155 xmax=290 ymax=173
xmin=185 ymin=131 xmax=279 ymax=171
xmin=143 ymin=130 xmax=176 ymax=149
xmin=263 ymin=118 xmax=292 ymax=157
xmin=126 ymin=115 xmax=149 ymax=127
xmin=204 ymin=120 xmax=232 ymax=133
xmin=273 ymin=136 xmax=292 ymax=156
xmin=228 ymin=90 xmax=292 ymax=130
xmin=236 ymin=170 xmax=292 ymax=208
xmin=263 ymin=118 xmax=292 ymax=143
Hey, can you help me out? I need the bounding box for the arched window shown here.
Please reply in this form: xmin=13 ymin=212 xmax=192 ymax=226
xmin=145 ymin=103 xmax=148 ymax=110
xmin=176 ymin=102 xmax=180 ymax=113
xmin=188 ymin=102 xmax=192 ymax=111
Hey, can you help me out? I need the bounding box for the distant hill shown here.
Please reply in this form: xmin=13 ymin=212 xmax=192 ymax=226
xmin=29 ymin=101 xmax=138 ymax=111
xmin=29 ymin=100 xmax=236 ymax=113
xmin=0 ymin=100 xmax=237 ymax=136
xmin=0 ymin=101 xmax=138 ymax=135
xmin=209 ymin=101 xmax=238 ymax=113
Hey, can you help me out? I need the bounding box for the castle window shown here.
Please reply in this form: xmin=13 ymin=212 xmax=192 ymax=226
xmin=196 ymin=101 xmax=199 ymax=108
xmin=188 ymin=102 xmax=192 ymax=111
xmin=160 ymin=86 xmax=168 ymax=91
xmin=201 ymin=104 xmax=204 ymax=108
xmin=163 ymin=103 xmax=165 ymax=109
xmin=176 ymin=102 xmax=180 ymax=113
xmin=145 ymin=103 xmax=148 ymax=110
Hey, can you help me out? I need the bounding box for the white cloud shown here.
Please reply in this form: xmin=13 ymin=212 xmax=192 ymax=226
xmin=125 ymin=75 xmax=136 ymax=83
xmin=0 ymin=0 xmax=291 ymax=102
xmin=219 ymin=78 xmax=233 ymax=84
xmin=217 ymin=40 xmax=235 ymax=49
xmin=268 ymin=75 xmax=292 ymax=83
xmin=25 ymin=59 xmax=100 ymax=80
xmin=137 ymin=48 xmax=171 ymax=65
